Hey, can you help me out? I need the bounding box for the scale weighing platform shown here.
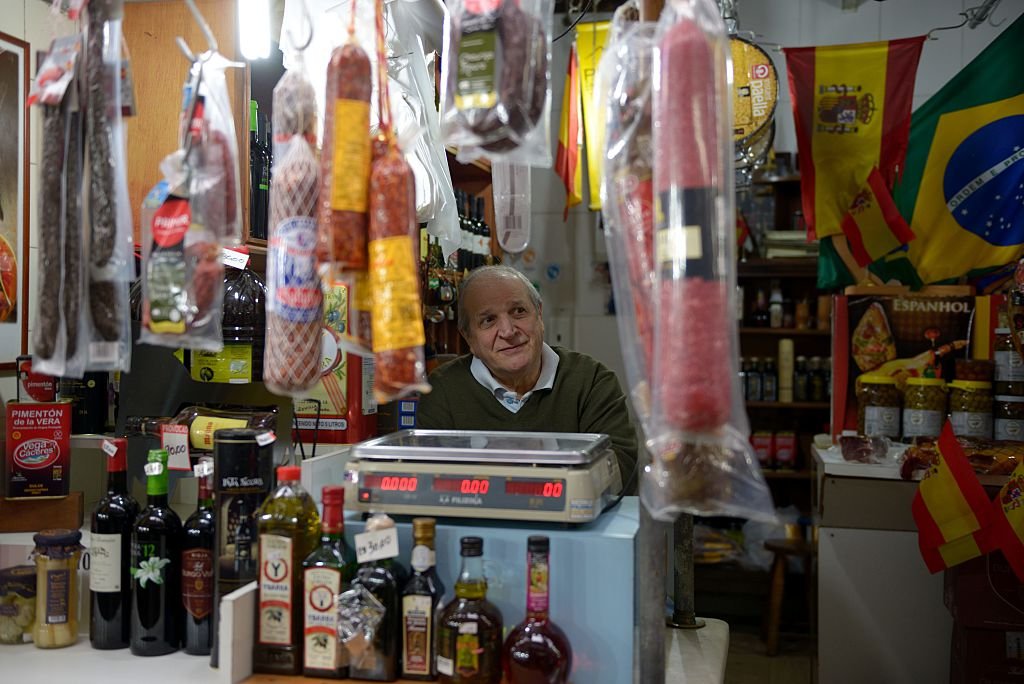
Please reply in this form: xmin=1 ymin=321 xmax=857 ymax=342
xmin=343 ymin=430 xmax=623 ymax=523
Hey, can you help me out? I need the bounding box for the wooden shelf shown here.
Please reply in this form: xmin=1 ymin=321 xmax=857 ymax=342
xmin=738 ymin=257 xmax=817 ymax=279
xmin=739 ymin=327 xmax=830 ymax=337
xmin=764 ymin=469 xmax=813 ymax=480
xmin=746 ymin=401 xmax=830 ymax=410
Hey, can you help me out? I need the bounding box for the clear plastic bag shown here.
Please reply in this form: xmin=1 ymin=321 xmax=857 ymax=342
xmin=440 ymin=0 xmax=553 ymax=167
xmin=491 ymin=161 xmax=532 ymax=254
xmin=636 ymin=0 xmax=773 ymax=521
xmin=83 ymin=0 xmax=133 ymax=373
xmin=264 ymin=59 xmax=324 ymax=399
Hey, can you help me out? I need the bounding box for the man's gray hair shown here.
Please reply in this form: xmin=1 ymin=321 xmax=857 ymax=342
xmin=457 ymin=265 xmax=543 ymax=335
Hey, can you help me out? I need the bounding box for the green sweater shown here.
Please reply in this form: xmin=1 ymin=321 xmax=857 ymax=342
xmin=417 ymin=347 xmax=639 ymax=488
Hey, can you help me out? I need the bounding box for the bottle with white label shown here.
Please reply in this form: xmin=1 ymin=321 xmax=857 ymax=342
xmin=90 ymin=438 xmax=139 ymax=650
xmin=253 ymin=466 xmax=321 ymax=675
xmin=437 ymin=537 xmax=503 ymax=683
xmin=401 ymin=518 xmax=446 ymax=680
xmin=301 ymin=486 xmax=356 ymax=679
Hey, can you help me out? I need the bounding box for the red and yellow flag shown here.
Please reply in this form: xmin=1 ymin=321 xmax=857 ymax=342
xmin=783 ymin=36 xmax=924 ymax=241
xmin=989 ymin=465 xmax=1024 ymax=581
xmin=840 ymin=166 xmax=915 ymax=267
xmin=912 ymin=422 xmax=992 ymax=559
xmin=556 ymin=42 xmax=583 ymax=221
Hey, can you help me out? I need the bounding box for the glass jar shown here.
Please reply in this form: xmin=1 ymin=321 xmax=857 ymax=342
xmin=995 ymin=328 xmax=1024 ymax=395
xmin=0 ymin=565 xmax=36 ymax=644
xmin=32 ymin=529 xmax=82 ymax=649
xmin=902 ymin=377 xmax=947 ymax=441
xmin=955 ymin=358 xmax=994 ymax=383
xmin=995 ymin=395 xmax=1024 ymax=441
xmin=857 ymin=374 xmax=901 ymax=438
xmin=949 ymin=380 xmax=994 ymax=439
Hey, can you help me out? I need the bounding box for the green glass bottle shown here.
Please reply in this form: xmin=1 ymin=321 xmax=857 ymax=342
xmin=253 ymin=465 xmax=320 ymax=674
xmin=437 ymin=537 xmax=503 ymax=684
xmin=301 ymin=485 xmax=356 ymax=679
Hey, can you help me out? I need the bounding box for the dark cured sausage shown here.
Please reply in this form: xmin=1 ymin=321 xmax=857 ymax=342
xmin=35 ymin=106 xmax=65 ymax=359
xmin=317 ymin=42 xmax=372 ymax=269
xmin=367 ymin=140 xmax=429 ymax=402
xmin=63 ymin=111 xmax=83 ymax=355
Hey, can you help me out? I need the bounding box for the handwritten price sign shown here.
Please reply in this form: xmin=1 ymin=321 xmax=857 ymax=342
xmin=161 ymin=424 xmax=190 ymax=471
xmin=354 ymin=528 xmax=400 ymax=564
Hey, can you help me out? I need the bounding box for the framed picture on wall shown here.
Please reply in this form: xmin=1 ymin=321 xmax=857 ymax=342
xmin=0 ymin=31 xmax=29 ymax=368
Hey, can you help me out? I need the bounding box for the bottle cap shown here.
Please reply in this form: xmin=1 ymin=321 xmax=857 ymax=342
xmin=277 ymin=465 xmax=301 ymax=482
xmin=413 ymin=517 xmax=436 ymax=538
xmin=527 ymin=535 xmax=549 ymax=553
xmin=460 ymin=536 xmax=483 ymax=557
xmin=322 ymin=485 xmax=345 ymax=505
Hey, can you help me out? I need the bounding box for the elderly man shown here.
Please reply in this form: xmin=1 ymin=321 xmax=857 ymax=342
xmin=417 ymin=265 xmax=638 ymax=488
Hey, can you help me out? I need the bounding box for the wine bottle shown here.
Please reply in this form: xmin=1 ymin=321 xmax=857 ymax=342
xmin=351 ymin=514 xmax=406 ymax=681
xmin=437 ymin=537 xmax=503 ymax=684
xmin=476 ymin=197 xmax=494 ymax=266
xmin=302 ymin=485 xmax=356 ymax=679
xmin=124 ymin=405 xmax=277 ymax=453
xmin=502 ymin=536 xmax=572 ymax=684
xmin=401 ymin=517 xmax=445 ymax=680
xmin=130 ymin=449 xmax=183 ymax=656
xmin=90 ymin=437 xmax=139 ymax=650
xmin=182 ymin=457 xmax=215 ymax=655
xmin=253 ymin=465 xmax=321 ymax=675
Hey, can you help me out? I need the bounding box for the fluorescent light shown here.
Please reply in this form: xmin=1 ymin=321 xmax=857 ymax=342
xmin=238 ymin=0 xmax=271 ymax=60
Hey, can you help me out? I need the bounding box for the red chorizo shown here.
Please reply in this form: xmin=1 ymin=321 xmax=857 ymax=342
xmin=317 ymin=42 xmax=372 ymax=270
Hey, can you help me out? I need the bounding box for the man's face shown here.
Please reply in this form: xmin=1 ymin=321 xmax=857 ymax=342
xmin=462 ymin=274 xmax=545 ymax=386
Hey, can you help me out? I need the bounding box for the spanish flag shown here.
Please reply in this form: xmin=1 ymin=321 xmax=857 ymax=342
xmin=839 ymin=167 xmax=915 ymax=267
xmin=912 ymin=423 xmax=992 ymax=570
xmin=784 ymin=36 xmax=924 ymax=242
xmin=989 ymin=464 xmax=1024 ymax=582
xmin=556 ymin=42 xmax=583 ymax=221
xmin=576 ymin=21 xmax=611 ymax=211
xmin=896 ymin=13 xmax=1024 ymax=284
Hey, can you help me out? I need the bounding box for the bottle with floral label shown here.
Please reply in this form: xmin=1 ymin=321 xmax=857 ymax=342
xmin=401 ymin=517 xmax=445 ymax=679
xmin=182 ymin=457 xmax=215 ymax=655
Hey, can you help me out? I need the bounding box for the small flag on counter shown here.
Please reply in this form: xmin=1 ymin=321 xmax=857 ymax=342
xmin=556 ymin=41 xmax=583 ymax=221
xmin=839 ymin=167 xmax=915 ymax=267
xmin=912 ymin=422 xmax=992 ymax=572
xmin=988 ymin=466 xmax=1024 ymax=582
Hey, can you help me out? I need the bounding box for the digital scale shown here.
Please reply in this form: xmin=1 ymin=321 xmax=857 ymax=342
xmin=344 ymin=430 xmax=623 ymax=523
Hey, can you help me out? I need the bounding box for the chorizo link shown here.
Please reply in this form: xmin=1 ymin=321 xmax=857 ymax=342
xmin=317 ymin=42 xmax=372 ymax=269
xmin=86 ymin=0 xmax=115 ymax=267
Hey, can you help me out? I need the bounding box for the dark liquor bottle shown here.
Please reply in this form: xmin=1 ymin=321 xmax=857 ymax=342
xmin=401 ymin=518 xmax=446 ymax=680
xmin=502 ymin=536 xmax=573 ymax=684
xmin=351 ymin=515 xmax=406 ymax=681
xmin=459 ymin=191 xmax=475 ymax=273
xmin=475 ymin=197 xmax=494 ymax=266
xmin=302 ymin=485 xmax=356 ymax=679
xmin=437 ymin=537 xmax=503 ymax=684
xmin=253 ymin=466 xmax=321 ymax=674
xmin=90 ymin=437 xmax=139 ymax=649
xmin=249 ymin=99 xmax=270 ymax=239
xmin=130 ymin=449 xmax=183 ymax=656
xmin=182 ymin=458 xmax=215 ymax=655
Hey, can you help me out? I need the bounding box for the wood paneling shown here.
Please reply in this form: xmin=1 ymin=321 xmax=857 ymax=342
xmin=123 ymin=0 xmax=248 ymax=243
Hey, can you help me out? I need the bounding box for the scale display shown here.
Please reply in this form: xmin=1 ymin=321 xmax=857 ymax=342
xmin=357 ymin=472 xmax=567 ymax=512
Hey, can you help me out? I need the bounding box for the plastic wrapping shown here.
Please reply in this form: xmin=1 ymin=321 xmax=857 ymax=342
xmin=440 ymin=0 xmax=553 ymax=166
xmin=32 ymin=35 xmax=89 ymax=379
xmin=264 ymin=60 xmax=324 ymax=399
xmin=602 ymin=0 xmax=772 ymax=521
xmin=84 ymin=0 xmax=133 ymax=372
xmin=139 ymin=52 xmax=240 ymax=352
xmin=491 ymin=161 xmax=531 ymax=254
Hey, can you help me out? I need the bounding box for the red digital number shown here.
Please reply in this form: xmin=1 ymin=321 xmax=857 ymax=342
xmin=459 ymin=479 xmax=490 ymax=495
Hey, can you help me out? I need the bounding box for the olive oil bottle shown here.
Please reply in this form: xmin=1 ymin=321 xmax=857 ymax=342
xmin=253 ymin=465 xmax=320 ymax=674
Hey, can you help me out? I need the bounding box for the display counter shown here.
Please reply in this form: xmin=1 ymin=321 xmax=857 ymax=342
xmin=812 ymin=445 xmax=952 ymax=683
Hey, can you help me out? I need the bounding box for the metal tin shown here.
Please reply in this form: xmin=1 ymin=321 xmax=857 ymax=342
xmin=352 ymin=429 xmax=613 ymax=465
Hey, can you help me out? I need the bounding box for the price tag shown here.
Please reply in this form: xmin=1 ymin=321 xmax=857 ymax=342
xmin=144 ymin=462 xmax=164 ymax=477
xmin=255 ymin=431 xmax=276 ymax=447
xmin=193 ymin=460 xmax=214 ymax=477
xmin=161 ymin=424 xmax=190 ymax=471
xmin=354 ymin=527 xmax=400 ymax=564
xmin=101 ymin=439 xmax=118 ymax=458
xmin=221 ymin=247 xmax=250 ymax=270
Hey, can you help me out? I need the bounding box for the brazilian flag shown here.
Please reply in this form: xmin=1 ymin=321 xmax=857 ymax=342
xmin=896 ymin=13 xmax=1024 ymax=285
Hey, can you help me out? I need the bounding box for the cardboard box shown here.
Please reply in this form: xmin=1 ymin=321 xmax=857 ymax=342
xmin=751 ymin=431 xmax=773 ymax=467
xmin=945 ymin=553 xmax=1024 ymax=630
xmin=831 ymin=292 xmax=997 ymax=439
xmin=775 ymin=431 xmax=797 ymax=467
xmin=951 ymin=622 xmax=1024 ymax=683
xmin=4 ymin=402 xmax=72 ymax=498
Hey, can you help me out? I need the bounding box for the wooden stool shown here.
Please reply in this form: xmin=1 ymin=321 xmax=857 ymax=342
xmin=763 ymin=538 xmax=816 ymax=656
